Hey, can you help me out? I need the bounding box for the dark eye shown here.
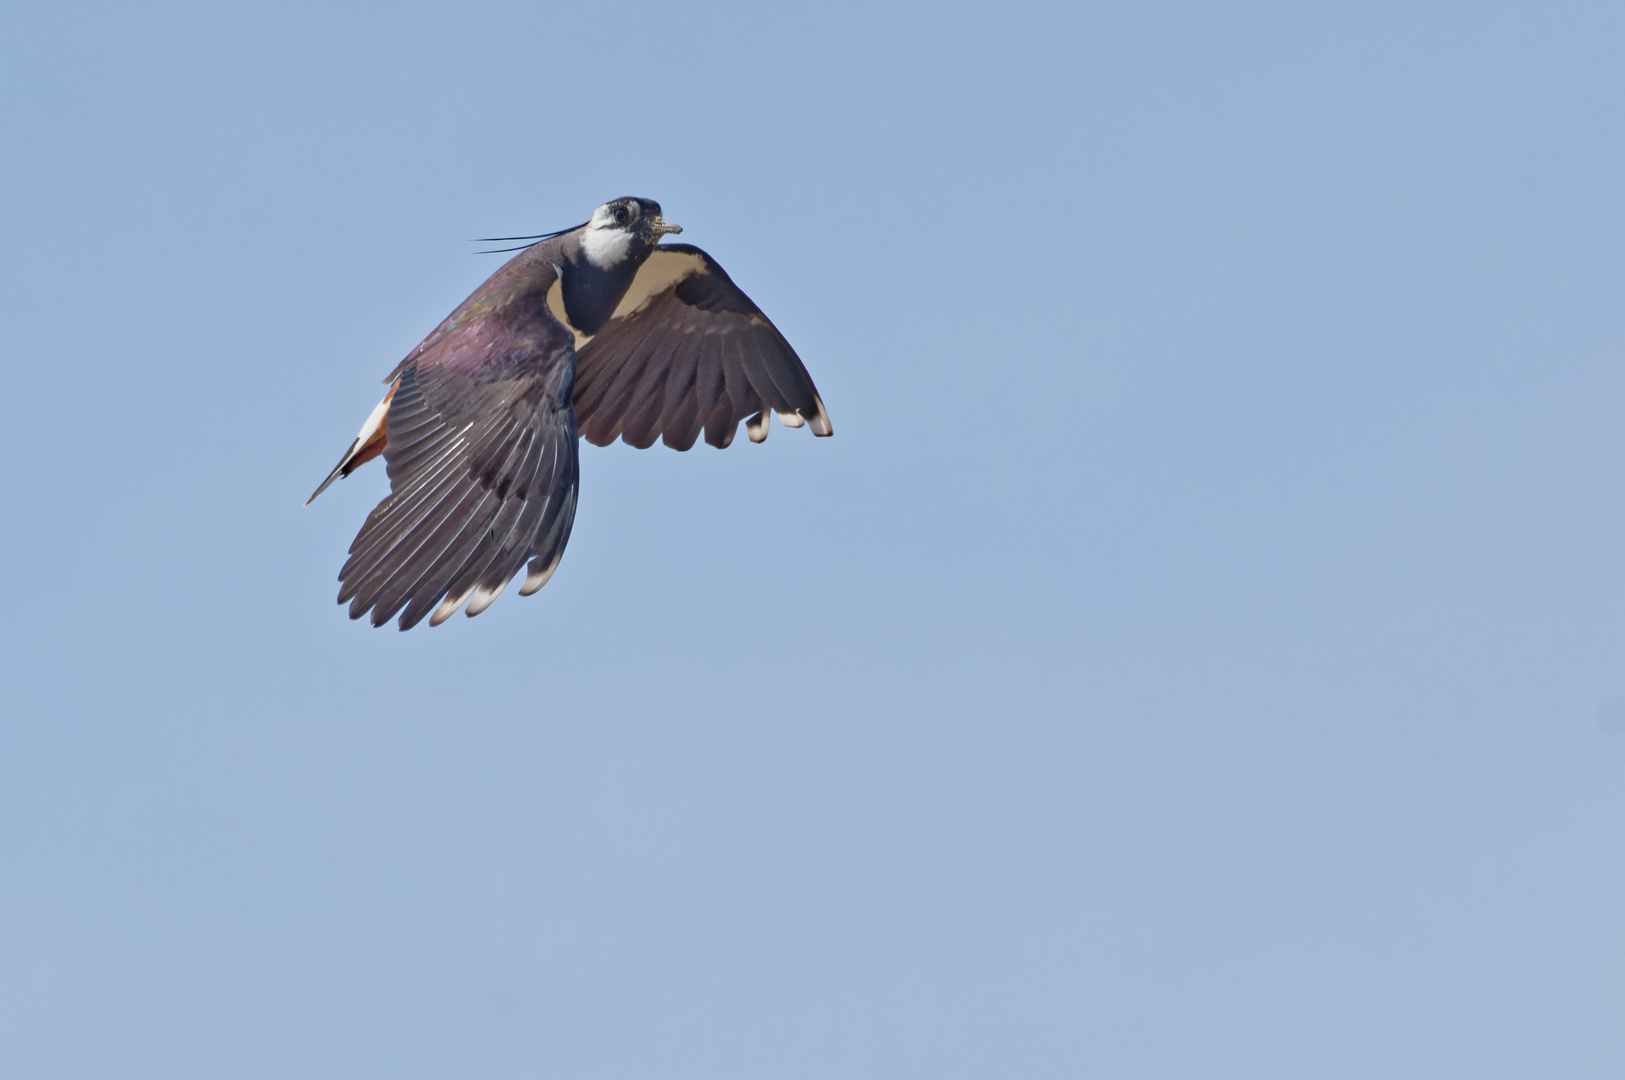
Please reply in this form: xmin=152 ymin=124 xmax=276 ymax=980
xmin=612 ymin=205 xmax=631 ymax=225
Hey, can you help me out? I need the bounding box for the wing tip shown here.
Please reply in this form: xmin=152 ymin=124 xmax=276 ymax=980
xmin=518 ymin=551 xmax=563 ymax=596
xmin=428 ymin=585 xmax=476 ymax=627
xmin=464 ymin=577 xmax=510 ymax=617
xmin=807 ymin=395 xmax=833 ymax=437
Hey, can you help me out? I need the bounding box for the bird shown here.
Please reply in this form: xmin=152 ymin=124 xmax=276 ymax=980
xmin=307 ymin=196 xmax=832 ymax=630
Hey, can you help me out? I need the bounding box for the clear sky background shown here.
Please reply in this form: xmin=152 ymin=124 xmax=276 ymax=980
xmin=2 ymin=1 xmax=1623 ymax=1076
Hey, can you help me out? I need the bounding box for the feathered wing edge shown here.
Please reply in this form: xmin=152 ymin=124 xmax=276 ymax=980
xmin=574 ymin=244 xmax=832 ymax=452
xmin=336 ymin=363 xmax=580 ymax=630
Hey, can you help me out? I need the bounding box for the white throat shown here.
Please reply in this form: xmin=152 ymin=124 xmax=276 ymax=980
xmin=581 ymin=226 xmax=635 ymax=269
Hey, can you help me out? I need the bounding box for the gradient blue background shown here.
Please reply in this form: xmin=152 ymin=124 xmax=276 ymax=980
xmin=3 ymin=1 xmax=1624 ymax=1076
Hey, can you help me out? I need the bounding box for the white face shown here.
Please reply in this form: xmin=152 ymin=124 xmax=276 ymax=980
xmin=581 ymin=200 xmax=641 ymax=269
xmin=589 ymin=199 xmax=641 ymax=230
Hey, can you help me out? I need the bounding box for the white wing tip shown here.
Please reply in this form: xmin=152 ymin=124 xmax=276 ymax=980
xmin=465 ymin=577 xmax=510 ymax=617
xmin=429 ymin=585 xmax=476 ymax=627
xmin=808 ymin=396 xmax=833 ymax=437
xmin=518 ymin=552 xmax=563 ymax=596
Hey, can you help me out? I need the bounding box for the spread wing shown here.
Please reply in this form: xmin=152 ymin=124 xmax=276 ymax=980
xmin=573 ymin=243 xmax=832 ymax=451
xmin=337 ymin=258 xmax=580 ymax=631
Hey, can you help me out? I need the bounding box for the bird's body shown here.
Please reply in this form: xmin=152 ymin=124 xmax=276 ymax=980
xmin=309 ymin=198 xmax=831 ymax=630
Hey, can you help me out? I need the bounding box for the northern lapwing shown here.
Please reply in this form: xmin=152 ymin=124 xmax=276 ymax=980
xmin=308 ymin=197 xmax=832 ymax=630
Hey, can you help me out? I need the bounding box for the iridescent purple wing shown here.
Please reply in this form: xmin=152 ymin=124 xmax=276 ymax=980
xmin=338 ymin=257 xmax=581 ymax=630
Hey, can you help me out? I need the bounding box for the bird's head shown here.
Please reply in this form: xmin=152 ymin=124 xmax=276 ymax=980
xmin=580 ymin=197 xmax=682 ymax=269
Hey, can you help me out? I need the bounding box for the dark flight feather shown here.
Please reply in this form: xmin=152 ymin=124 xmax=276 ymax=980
xmin=574 ymin=244 xmax=831 ymax=451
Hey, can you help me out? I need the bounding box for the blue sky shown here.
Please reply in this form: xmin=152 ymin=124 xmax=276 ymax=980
xmin=2 ymin=1 xmax=1624 ymax=1076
